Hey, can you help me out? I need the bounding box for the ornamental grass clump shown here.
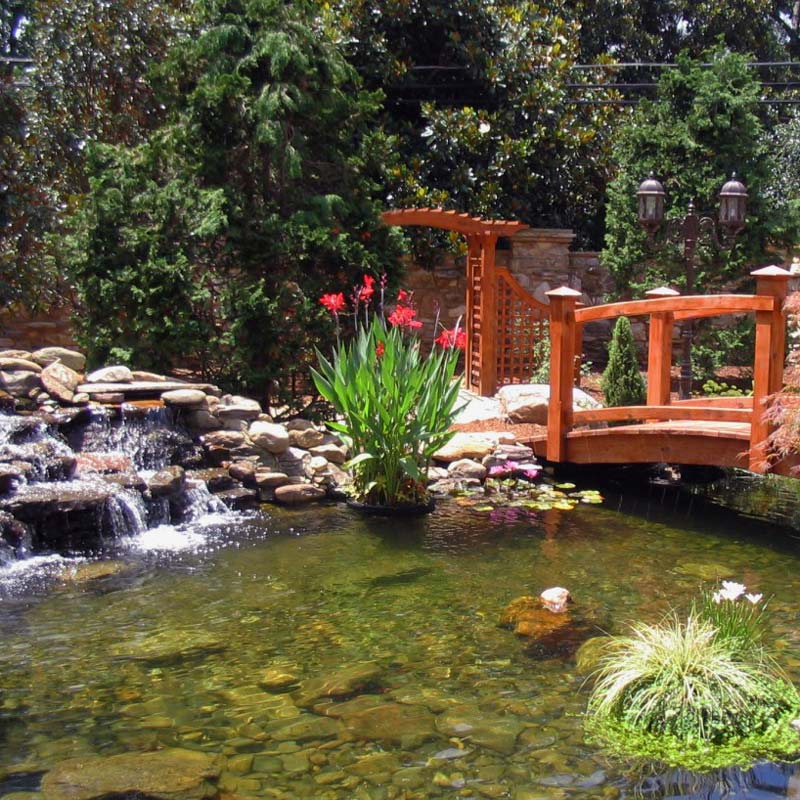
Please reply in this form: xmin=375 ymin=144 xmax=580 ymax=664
xmin=312 ymin=276 xmax=465 ymax=507
xmin=586 ymin=581 xmax=800 ymax=771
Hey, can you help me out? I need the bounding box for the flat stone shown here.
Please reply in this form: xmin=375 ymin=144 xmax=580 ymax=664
xmin=293 ymin=662 xmax=383 ymax=707
xmin=0 ymin=349 xmax=33 ymax=360
xmin=184 ymin=409 xmax=222 ymax=431
xmin=77 ymin=381 xmax=221 ymax=397
xmin=433 ymin=432 xmax=516 ymax=462
xmin=148 ymin=466 xmax=185 ymax=497
xmin=216 ymin=396 xmax=262 ymax=421
xmin=276 ymin=446 xmax=312 ymax=476
xmin=202 ymin=430 xmax=247 ymax=449
xmin=288 ymin=427 xmax=325 ymax=449
xmin=162 ymin=389 xmax=207 ymax=409
xmin=40 ymin=748 xmax=219 ymax=800
xmin=447 ymin=458 xmax=487 ymax=480
xmin=72 ymin=393 xmax=90 ymax=405
xmin=92 ymin=392 xmax=125 ymax=404
xmin=266 ymin=715 xmax=340 ymax=742
xmin=86 ymin=365 xmax=134 ymax=383
xmin=482 ymin=444 xmax=535 ymax=466
xmin=111 ymin=631 xmax=226 ymax=663
xmin=0 ymin=358 xmax=42 ymax=373
xmin=254 ymin=471 xmax=290 ymax=489
xmin=274 ymin=484 xmax=325 ymax=505
xmin=40 ymin=361 xmax=81 ymax=403
xmin=308 ymin=443 xmax=347 ymax=464
xmin=213 ymin=487 xmax=259 ymax=510
xmin=0 ymin=370 xmax=41 ymax=399
xmin=341 ymin=702 xmax=437 ymax=748
xmin=131 ymin=370 xmax=168 ymax=381
xmin=436 ymin=707 xmax=524 ymax=755
xmin=30 ymin=347 xmax=86 ymax=372
xmin=248 ymin=421 xmax=290 ymax=454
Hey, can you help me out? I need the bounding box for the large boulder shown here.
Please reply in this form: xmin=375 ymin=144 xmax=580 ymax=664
xmin=40 ymin=748 xmax=220 ymax=800
xmin=0 ymin=370 xmax=41 ymax=398
xmin=0 ymin=357 xmax=42 ymax=373
xmin=40 ymin=361 xmax=81 ymax=403
xmin=216 ymin=395 xmax=262 ymax=421
xmin=432 ymin=431 xmax=516 ymax=462
xmin=274 ymin=483 xmax=325 ymax=505
xmin=31 ymin=347 xmax=86 ymax=372
xmin=161 ymin=389 xmax=207 ymax=409
xmin=249 ymin=421 xmax=290 ymax=454
xmin=497 ymin=384 xmax=601 ymax=424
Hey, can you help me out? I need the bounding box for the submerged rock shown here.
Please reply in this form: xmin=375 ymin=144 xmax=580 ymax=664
xmin=40 ymin=748 xmax=220 ymax=800
xmin=340 ymin=701 xmax=437 ymax=748
xmin=436 ymin=706 xmax=524 ymax=755
xmin=111 ymin=630 xmax=227 ymax=663
xmin=293 ymin=662 xmax=383 ymax=707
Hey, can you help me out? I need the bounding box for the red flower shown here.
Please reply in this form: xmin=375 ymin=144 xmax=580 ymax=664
xmin=397 ymin=289 xmax=410 ymax=304
xmin=358 ymin=274 xmax=376 ymax=303
xmin=376 ymin=341 xmax=385 ymax=358
xmin=319 ymin=292 xmax=346 ymax=314
xmin=388 ymin=304 xmax=423 ymax=330
xmin=435 ymin=327 xmax=467 ymax=349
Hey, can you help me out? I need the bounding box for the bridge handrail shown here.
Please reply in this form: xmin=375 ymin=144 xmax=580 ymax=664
xmin=574 ymin=294 xmax=774 ymax=324
xmin=544 ymin=266 xmax=793 ymax=471
xmin=573 ymin=405 xmax=751 ymax=425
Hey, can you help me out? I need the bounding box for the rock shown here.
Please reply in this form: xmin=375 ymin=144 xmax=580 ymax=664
xmin=213 ymin=487 xmax=259 ymax=510
xmin=184 ymin=409 xmax=222 ymax=431
xmin=161 ymin=389 xmax=207 ymax=409
xmin=436 ymin=707 xmax=524 ymax=755
xmin=575 ymin=636 xmax=610 ymax=675
xmin=340 ymin=701 xmax=437 ymax=748
xmin=266 ymin=715 xmax=341 ymax=742
xmin=78 ymin=381 xmax=221 ymax=397
xmin=0 ymin=349 xmax=32 ymax=360
xmin=0 ymin=358 xmax=42 ymax=373
xmin=40 ymin=361 xmax=81 ymax=403
xmin=86 ymin=365 xmax=134 ymax=383
xmin=254 ymin=470 xmax=290 ymax=489
xmin=433 ymin=432 xmax=516 ymax=462
xmin=482 ymin=444 xmax=535 ymax=467
xmin=288 ymin=427 xmax=325 ymax=449
xmin=675 ymin=561 xmax=735 ymax=581
xmin=274 ymin=484 xmax=325 ymax=505
xmin=131 ymin=370 xmax=168 ymax=381
xmin=248 ymin=421 xmax=290 ymax=454
xmin=0 ymin=370 xmax=41 ymax=399
xmin=203 ymin=430 xmax=247 ymax=449
xmin=216 ymin=396 xmax=262 ymax=421
xmin=40 ymin=748 xmax=220 ymax=800
xmin=259 ymin=667 xmax=300 ymax=692
xmin=228 ymin=460 xmax=257 ymax=485
xmin=308 ymin=455 xmax=329 ymax=474
xmin=75 ymin=453 xmax=134 ymax=475
xmin=0 ymin=463 xmax=27 ymax=493
xmin=148 ymin=466 xmax=186 ymax=497
xmin=72 ymin=392 xmax=90 ymax=405
xmin=308 ymin=442 xmax=347 ymax=464
xmin=186 ymin=468 xmax=237 ymax=493
xmin=276 ymin=446 xmax=311 ymax=477
xmin=428 ymin=466 xmax=449 ymax=481
xmin=60 ymin=560 xmax=127 ymax=584
xmin=447 ymin=458 xmax=487 ymax=481
xmin=30 ymin=347 xmax=86 ymax=372
xmin=92 ymin=392 xmax=125 ymax=404
xmin=497 ymin=384 xmax=601 ymax=424
xmin=111 ymin=631 xmax=226 ymax=663
xmin=293 ymin=662 xmax=383 ymax=707
xmin=540 ymin=586 xmax=571 ymax=612
xmin=500 ymin=596 xmax=570 ymax=637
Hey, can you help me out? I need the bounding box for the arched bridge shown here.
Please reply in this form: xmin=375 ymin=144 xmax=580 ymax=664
xmin=528 ymin=266 xmax=793 ymax=474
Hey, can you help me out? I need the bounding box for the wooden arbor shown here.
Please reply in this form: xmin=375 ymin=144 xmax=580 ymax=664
xmin=381 ymin=208 xmax=543 ymax=395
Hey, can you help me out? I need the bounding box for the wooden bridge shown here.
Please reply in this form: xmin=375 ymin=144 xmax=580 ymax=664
xmin=529 ymin=266 xmax=793 ymax=474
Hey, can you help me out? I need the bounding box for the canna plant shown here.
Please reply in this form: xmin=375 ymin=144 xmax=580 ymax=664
xmin=312 ymin=277 xmax=465 ymax=508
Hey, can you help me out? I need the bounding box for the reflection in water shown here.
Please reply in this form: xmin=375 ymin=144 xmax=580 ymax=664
xmin=1 ymin=495 xmax=800 ymax=798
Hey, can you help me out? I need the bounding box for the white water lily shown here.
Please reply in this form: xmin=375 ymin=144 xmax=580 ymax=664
xmin=745 ymin=593 xmax=763 ymax=604
xmin=718 ymin=580 xmax=747 ymax=601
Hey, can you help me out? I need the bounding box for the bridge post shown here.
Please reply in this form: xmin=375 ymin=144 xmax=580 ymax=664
xmin=645 ymin=287 xmax=680 ymax=406
xmin=750 ymin=266 xmax=792 ymax=472
xmin=478 ymin=234 xmax=498 ymax=396
xmin=546 ymin=287 xmax=582 ymax=462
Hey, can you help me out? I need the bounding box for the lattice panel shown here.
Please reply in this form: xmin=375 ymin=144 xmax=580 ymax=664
xmin=495 ymin=270 xmax=549 ymax=386
xmin=468 ymin=254 xmax=483 ymax=391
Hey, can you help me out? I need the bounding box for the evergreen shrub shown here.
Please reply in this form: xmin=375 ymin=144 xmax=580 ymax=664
xmin=601 ymin=316 xmax=646 ymax=407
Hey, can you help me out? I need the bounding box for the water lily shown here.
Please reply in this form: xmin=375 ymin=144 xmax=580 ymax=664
xmin=488 ymin=462 xmax=515 ymax=478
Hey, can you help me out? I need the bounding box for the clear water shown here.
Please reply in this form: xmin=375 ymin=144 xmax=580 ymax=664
xmin=3 ymin=491 xmax=800 ymax=799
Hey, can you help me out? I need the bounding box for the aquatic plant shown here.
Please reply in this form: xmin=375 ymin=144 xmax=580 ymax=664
xmin=312 ymin=277 xmax=464 ymax=506
xmin=586 ymin=593 xmax=800 ymax=771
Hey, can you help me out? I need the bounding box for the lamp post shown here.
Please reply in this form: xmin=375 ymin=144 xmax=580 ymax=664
xmin=636 ymin=173 xmax=748 ymax=399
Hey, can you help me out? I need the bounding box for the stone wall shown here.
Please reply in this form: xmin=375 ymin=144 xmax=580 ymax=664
xmin=0 ymin=305 xmax=77 ymax=352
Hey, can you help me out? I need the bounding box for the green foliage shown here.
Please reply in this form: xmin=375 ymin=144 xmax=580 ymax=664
xmin=601 ymin=316 xmax=646 ymax=407
xmin=59 ymin=0 xmax=403 ymax=397
xmin=312 ymin=315 xmax=463 ymax=506
xmin=693 ymin=584 xmax=768 ymax=660
xmin=701 ymin=379 xmax=749 ymax=397
xmin=586 ymin=611 xmax=800 ymax=770
xmin=324 ymin=0 xmax=617 ymax=248
xmin=530 ymin=334 xmax=551 ymax=384
xmin=602 ymin=49 xmax=796 ymax=299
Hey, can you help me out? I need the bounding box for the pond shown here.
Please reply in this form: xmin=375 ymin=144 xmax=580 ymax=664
xmin=2 ymin=487 xmax=800 ymax=800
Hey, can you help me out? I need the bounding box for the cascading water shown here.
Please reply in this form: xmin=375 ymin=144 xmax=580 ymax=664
xmin=0 ymin=405 xmax=239 ymax=575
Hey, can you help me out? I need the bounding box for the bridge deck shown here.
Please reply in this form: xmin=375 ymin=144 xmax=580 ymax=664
xmin=529 ymin=420 xmax=752 ymax=469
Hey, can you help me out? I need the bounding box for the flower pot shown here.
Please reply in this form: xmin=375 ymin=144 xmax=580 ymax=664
xmin=346 ymin=497 xmax=436 ymax=516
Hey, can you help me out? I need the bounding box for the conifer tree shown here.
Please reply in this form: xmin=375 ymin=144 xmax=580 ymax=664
xmin=601 ymin=316 xmax=646 ymax=407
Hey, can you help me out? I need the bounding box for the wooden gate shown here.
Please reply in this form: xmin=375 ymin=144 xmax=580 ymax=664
xmin=381 ymin=208 xmax=541 ymax=396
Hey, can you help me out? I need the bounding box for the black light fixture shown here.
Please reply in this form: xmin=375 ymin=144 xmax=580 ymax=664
xmin=636 ymin=173 xmax=666 ymax=235
xmin=718 ymin=173 xmax=748 ymax=235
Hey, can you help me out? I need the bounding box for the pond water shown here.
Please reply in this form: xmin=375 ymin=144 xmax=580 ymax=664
xmin=3 ymin=488 xmax=800 ymax=800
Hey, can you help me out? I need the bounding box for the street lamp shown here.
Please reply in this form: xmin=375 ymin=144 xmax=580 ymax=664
xmin=636 ymin=173 xmax=748 ymax=399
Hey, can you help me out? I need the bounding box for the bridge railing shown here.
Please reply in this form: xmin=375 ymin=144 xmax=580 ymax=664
xmin=545 ymin=266 xmax=793 ymax=472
